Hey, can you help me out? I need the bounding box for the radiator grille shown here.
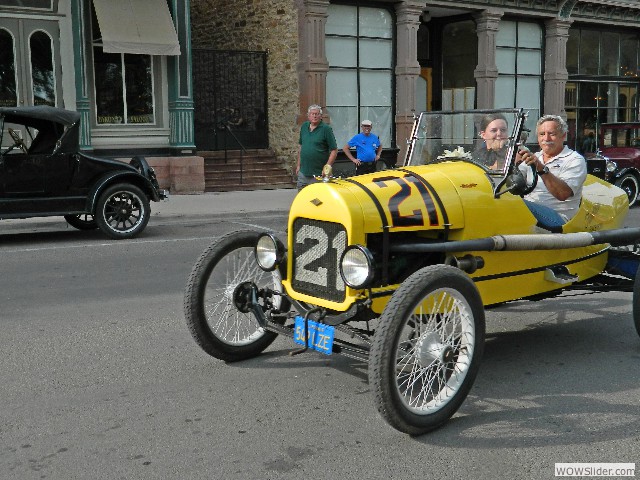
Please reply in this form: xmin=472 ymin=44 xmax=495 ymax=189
xmin=291 ymin=218 xmax=347 ymax=303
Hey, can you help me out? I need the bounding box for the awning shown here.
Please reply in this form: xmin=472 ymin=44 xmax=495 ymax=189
xmin=92 ymin=0 xmax=180 ymax=56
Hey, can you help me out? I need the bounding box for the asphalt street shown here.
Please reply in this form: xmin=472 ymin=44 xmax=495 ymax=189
xmin=1 ymin=189 xmax=639 ymax=480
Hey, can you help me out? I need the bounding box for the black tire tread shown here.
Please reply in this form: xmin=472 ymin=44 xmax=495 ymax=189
xmin=369 ymin=265 xmax=485 ymax=435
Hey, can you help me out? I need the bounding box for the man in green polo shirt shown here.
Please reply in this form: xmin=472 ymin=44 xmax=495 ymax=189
xmin=296 ymin=104 xmax=338 ymax=190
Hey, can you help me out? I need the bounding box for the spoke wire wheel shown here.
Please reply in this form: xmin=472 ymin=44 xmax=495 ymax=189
xmin=96 ymin=184 xmax=150 ymax=239
xmin=369 ymin=265 xmax=485 ymax=435
xmin=184 ymin=230 xmax=285 ymax=362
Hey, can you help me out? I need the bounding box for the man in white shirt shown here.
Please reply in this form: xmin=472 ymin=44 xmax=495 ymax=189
xmin=518 ymin=114 xmax=587 ymax=229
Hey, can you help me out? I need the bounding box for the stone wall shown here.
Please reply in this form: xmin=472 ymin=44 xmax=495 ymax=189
xmin=191 ymin=0 xmax=300 ymax=172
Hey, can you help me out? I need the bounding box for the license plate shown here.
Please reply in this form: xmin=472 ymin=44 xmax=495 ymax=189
xmin=293 ymin=316 xmax=335 ymax=355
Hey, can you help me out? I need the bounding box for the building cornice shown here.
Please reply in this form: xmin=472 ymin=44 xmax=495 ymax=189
xmin=424 ymin=0 xmax=640 ymax=25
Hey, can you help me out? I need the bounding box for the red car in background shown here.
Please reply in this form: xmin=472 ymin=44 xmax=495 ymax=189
xmin=586 ymin=122 xmax=640 ymax=207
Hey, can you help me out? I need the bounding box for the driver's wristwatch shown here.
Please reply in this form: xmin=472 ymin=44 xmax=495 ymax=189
xmin=537 ymin=165 xmax=550 ymax=176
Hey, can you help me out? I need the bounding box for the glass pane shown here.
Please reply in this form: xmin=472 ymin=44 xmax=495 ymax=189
xmin=442 ymin=21 xmax=476 ymax=88
xmin=600 ymin=32 xmax=619 ymax=75
xmin=565 ymin=82 xmax=577 ymax=107
xmin=30 ymin=31 xmax=55 ymax=106
xmin=0 ymin=29 xmax=17 ymax=107
xmin=326 ymin=4 xmax=356 ymax=36
xmin=566 ymin=29 xmax=579 ymax=75
xmin=326 ymin=69 xmax=357 ymax=106
xmin=359 ymin=70 xmax=391 ymax=106
xmin=359 ymin=38 xmax=392 ymax=69
xmin=579 ymin=82 xmax=598 ymax=108
xmin=326 ymin=37 xmax=357 ymax=67
xmin=580 ymin=30 xmax=599 ymax=75
xmin=517 ymin=22 xmax=541 ymax=49
xmin=517 ymin=50 xmax=541 ymax=75
xmin=620 ymin=34 xmax=638 ymax=77
xmin=496 ymin=47 xmax=516 ymax=75
xmin=359 ymin=7 xmax=392 ymax=39
xmin=124 ymin=54 xmax=154 ymax=124
xmin=515 ymin=76 xmax=540 ymax=109
xmin=94 ymin=47 xmax=124 ymax=124
xmin=359 ymin=106 xmax=392 ymax=148
xmin=325 ymin=106 xmax=357 ymax=147
xmin=496 ymin=21 xmax=516 ymax=47
xmin=494 ymin=76 xmax=515 ymax=108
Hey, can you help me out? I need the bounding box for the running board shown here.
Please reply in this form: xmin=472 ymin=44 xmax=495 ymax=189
xmin=545 ymin=265 xmax=578 ymax=284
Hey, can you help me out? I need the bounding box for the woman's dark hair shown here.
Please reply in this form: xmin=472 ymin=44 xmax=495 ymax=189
xmin=479 ymin=113 xmax=507 ymax=133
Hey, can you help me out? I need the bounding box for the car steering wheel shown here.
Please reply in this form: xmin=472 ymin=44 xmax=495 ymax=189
xmin=496 ymin=163 xmax=538 ymax=197
xmin=8 ymin=128 xmax=28 ymax=153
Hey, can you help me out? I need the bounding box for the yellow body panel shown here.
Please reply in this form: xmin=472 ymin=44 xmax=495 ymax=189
xmin=282 ymin=162 xmax=629 ymax=312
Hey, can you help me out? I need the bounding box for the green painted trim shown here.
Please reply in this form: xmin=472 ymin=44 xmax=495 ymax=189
xmin=70 ymin=0 xmax=91 ymax=149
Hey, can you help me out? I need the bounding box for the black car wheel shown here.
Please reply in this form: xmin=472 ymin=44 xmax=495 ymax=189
xmin=64 ymin=214 xmax=98 ymax=230
xmin=95 ymin=183 xmax=150 ymax=239
xmin=615 ymin=174 xmax=639 ymax=207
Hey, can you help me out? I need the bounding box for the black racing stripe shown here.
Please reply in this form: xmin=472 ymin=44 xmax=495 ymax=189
xmin=342 ymin=178 xmax=389 ymax=228
xmin=396 ymin=168 xmax=449 ymax=226
xmin=472 ymin=248 xmax=608 ymax=283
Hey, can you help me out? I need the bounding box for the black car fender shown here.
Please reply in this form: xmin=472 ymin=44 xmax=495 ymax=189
xmin=85 ymin=171 xmax=160 ymax=212
xmin=612 ymin=166 xmax=640 ymax=181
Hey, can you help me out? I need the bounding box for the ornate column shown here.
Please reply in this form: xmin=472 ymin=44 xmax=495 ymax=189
xmin=473 ymin=9 xmax=503 ymax=109
xmin=295 ymin=0 xmax=330 ymax=124
xmin=167 ymin=0 xmax=195 ymax=152
xmin=394 ymin=1 xmax=423 ymax=162
xmin=70 ymin=0 xmax=91 ymax=150
xmin=543 ymin=18 xmax=572 ymax=118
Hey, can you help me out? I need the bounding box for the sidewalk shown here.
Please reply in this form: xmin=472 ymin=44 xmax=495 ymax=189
xmin=152 ymin=188 xmax=296 ymax=217
xmin=1 ymin=188 xmax=297 ymax=229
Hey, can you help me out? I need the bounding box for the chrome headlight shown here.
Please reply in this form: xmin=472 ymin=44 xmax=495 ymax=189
xmin=340 ymin=245 xmax=374 ymax=289
xmin=255 ymin=233 xmax=285 ymax=271
xmin=606 ymin=160 xmax=617 ymax=173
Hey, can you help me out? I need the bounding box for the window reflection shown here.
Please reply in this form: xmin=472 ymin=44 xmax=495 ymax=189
xmin=0 ymin=28 xmax=17 ymax=107
xmin=30 ymin=31 xmax=55 ymax=106
xmin=91 ymin=2 xmax=155 ymax=125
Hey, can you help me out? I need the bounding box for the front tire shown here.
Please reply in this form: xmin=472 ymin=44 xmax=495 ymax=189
xmin=615 ymin=174 xmax=639 ymax=207
xmin=64 ymin=214 xmax=98 ymax=230
xmin=95 ymin=183 xmax=150 ymax=239
xmin=369 ymin=265 xmax=485 ymax=435
xmin=184 ymin=230 xmax=286 ymax=362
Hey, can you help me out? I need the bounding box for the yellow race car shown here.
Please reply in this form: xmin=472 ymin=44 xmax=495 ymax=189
xmin=184 ymin=109 xmax=640 ymax=435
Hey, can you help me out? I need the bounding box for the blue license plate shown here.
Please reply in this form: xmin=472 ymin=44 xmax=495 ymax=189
xmin=293 ymin=316 xmax=335 ymax=355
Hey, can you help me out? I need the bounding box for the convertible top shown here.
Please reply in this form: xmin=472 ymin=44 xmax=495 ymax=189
xmin=0 ymin=106 xmax=80 ymax=154
xmin=0 ymin=106 xmax=80 ymax=127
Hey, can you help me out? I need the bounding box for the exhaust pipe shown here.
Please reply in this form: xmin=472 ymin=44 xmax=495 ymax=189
xmin=390 ymin=227 xmax=640 ymax=253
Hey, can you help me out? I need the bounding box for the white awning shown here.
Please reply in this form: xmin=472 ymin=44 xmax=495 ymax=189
xmin=92 ymin=0 xmax=180 ymax=56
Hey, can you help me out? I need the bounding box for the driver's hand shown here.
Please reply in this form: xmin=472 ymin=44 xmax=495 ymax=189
xmin=517 ymin=147 xmax=534 ymax=165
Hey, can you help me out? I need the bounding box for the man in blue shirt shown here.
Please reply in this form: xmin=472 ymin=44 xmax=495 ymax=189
xmin=342 ymin=120 xmax=383 ymax=175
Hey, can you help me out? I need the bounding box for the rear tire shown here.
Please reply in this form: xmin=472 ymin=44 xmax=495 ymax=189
xmin=633 ymin=263 xmax=640 ymax=337
xmin=64 ymin=214 xmax=98 ymax=230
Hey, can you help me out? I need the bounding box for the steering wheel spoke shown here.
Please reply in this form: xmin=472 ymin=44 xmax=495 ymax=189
xmin=7 ymin=127 xmax=28 ymax=153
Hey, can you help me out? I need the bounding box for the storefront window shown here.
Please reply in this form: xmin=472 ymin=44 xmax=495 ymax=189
xmin=326 ymin=4 xmax=393 ymax=148
xmin=0 ymin=28 xmax=17 ymax=107
xmin=91 ymin=5 xmax=155 ymax=125
xmin=565 ymin=26 xmax=640 ymax=152
xmin=495 ymin=20 xmax=541 ymax=132
xmin=30 ymin=31 xmax=55 ymax=106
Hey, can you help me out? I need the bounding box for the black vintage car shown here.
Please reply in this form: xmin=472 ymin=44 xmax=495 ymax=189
xmin=0 ymin=106 xmax=167 ymax=239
